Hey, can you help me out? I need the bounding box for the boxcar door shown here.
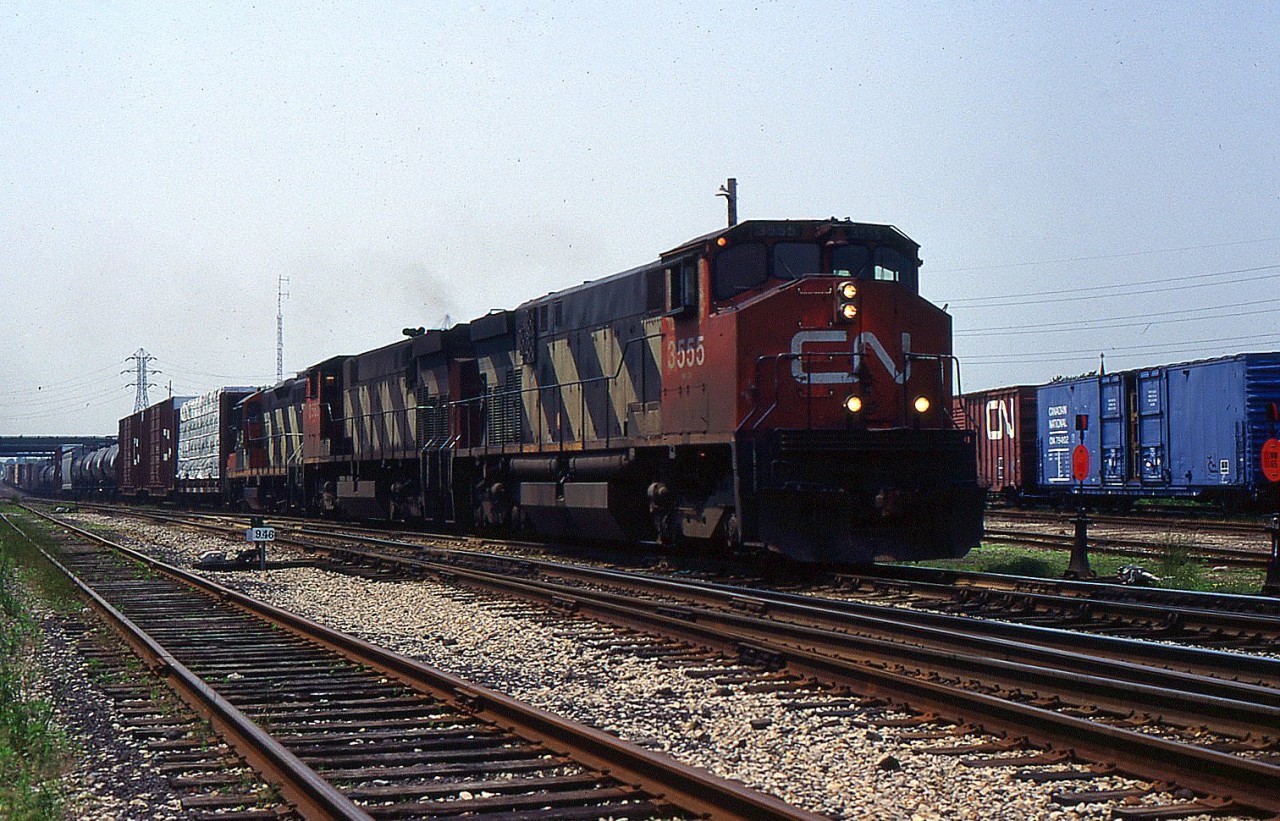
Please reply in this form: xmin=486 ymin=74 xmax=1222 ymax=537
xmin=1136 ymin=368 xmax=1169 ymax=486
xmin=1099 ymin=375 xmax=1127 ymax=486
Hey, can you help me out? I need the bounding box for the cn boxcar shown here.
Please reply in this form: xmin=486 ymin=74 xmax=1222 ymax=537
xmin=953 ymin=386 xmax=1038 ymax=503
xmin=1037 ymin=352 xmax=1280 ymax=507
xmin=118 ymin=397 xmax=193 ymax=498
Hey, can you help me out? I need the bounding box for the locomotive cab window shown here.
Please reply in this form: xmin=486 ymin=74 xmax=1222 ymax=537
xmin=873 ymin=246 xmax=918 ymax=289
xmin=666 ymin=257 xmax=699 ymax=315
xmin=832 ymin=245 xmax=872 ymax=279
xmin=772 ymin=242 xmax=821 ymax=281
xmin=712 ymin=242 xmax=767 ymax=300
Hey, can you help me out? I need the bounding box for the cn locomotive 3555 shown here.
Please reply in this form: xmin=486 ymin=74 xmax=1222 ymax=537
xmin=213 ymin=218 xmax=984 ymax=563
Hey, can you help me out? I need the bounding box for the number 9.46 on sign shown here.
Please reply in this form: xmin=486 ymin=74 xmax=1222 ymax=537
xmin=245 ymin=526 xmax=276 ymax=543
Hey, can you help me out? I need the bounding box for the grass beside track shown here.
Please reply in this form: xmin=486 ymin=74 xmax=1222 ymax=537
xmin=914 ymin=539 xmax=1262 ymax=595
xmin=0 ymin=502 xmax=72 ymax=819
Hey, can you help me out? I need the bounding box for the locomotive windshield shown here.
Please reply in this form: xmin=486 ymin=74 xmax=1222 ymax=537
xmin=712 ymin=240 xmax=918 ymax=302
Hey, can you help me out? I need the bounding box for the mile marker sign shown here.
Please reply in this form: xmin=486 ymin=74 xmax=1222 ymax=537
xmin=1072 ymin=444 xmax=1091 ymax=482
xmin=246 ymin=526 xmax=276 ymax=543
xmin=1262 ymin=438 xmax=1280 ymax=483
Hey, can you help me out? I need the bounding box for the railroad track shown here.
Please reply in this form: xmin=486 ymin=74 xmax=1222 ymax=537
xmin=10 ymin=505 xmax=821 ymax=820
xmin=991 ymin=506 xmax=1272 ymax=537
xmin=67 ymin=500 xmax=1280 ymax=653
xmin=984 ymin=509 xmax=1275 ymax=566
xmin=69 ymin=505 xmax=1280 ymax=819
xmin=981 ymin=525 xmax=1272 ymax=565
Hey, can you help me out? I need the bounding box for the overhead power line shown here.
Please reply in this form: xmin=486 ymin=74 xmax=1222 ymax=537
xmin=933 ymin=235 xmax=1280 ymax=274
xmin=962 ymin=330 xmax=1280 ymax=365
xmin=943 ymin=263 xmax=1280 ymax=308
xmin=955 ymin=296 xmax=1280 ymax=337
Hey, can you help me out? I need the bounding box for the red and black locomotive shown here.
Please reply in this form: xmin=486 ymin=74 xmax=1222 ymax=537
xmin=216 ymin=218 xmax=983 ymax=563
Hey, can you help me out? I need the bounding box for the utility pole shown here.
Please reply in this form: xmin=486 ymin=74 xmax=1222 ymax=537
xmin=277 ymin=275 xmax=290 ymax=383
xmin=717 ymin=177 xmax=738 ymax=227
xmin=123 ymin=349 xmax=160 ymax=412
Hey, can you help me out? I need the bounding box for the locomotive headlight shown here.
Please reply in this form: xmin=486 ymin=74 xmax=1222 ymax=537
xmin=835 ymin=280 xmax=860 ymax=322
xmin=844 ymin=395 xmax=863 ymax=414
xmin=913 ymin=396 xmax=931 ymax=414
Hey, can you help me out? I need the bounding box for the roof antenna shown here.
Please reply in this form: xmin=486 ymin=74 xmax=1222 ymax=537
xmin=716 ymin=178 xmax=738 ymax=227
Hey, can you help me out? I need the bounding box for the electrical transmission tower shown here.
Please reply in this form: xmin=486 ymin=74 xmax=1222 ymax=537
xmin=277 ymin=275 xmax=290 ymax=383
xmin=123 ymin=348 xmax=160 ymax=412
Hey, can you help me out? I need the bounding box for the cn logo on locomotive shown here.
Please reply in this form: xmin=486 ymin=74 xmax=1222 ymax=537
xmin=789 ymin=331 xmax=910 ymax=385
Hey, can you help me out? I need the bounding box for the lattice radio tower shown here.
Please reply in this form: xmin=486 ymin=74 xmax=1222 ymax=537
xmin=123 ymin=348 xmax=160 ymax=412
xmin=277 ymin=275 xmax=290 ymax=383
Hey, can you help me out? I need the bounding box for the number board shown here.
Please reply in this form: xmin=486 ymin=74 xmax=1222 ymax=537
xmin=245 ymin=526 xmax=276 ymax=543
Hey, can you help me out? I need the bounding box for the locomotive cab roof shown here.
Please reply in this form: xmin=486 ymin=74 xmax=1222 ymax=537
xmin=661 ymin=218 xmax=921 ymax=263
xmin=513 ymin=218 xmax=925 ymax=333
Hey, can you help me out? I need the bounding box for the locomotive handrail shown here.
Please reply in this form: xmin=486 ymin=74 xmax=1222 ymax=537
xmin=739 ymin=350 xmax=853 ymax=432
xmin=741 ymin=349 xmax=961 ymax=432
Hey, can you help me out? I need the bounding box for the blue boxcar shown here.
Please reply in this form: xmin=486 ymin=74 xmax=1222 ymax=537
xmin=1036 ymin=353 xmax=1280 ymax=504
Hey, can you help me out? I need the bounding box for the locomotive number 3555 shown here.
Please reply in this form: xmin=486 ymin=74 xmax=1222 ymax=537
xmin=667 ymin=335 xmax=706 ymax=370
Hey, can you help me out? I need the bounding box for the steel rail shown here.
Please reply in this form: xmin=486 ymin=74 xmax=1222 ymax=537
xmin=291 ymin=538 xmax=1280 ymax=813
xmin=323 ymin=542 xmax=1280 ymax=730
xmin=989 ymin=508 xmax=1270 ymax=537
xmin=982 ymin=526 xmax=1268 ymax=565
xmin=854 ymin=561 xmax=1280 ymax=616
xmin=844 ymin=575 xmax=1280 ymax=651
xmin=2 ymin=514 xmax=373 ymax=821
xmin=25 ymin=506 xmax=826 ymax=821
xmin=303 ymin=527 xmax=1280 ymax=689
xmin=95 ymin=506 xmax=1280 ymax=683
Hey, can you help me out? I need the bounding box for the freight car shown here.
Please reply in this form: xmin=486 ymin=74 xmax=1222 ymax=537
xmin=952 ymin=386 xmax=1038 ymax=503
xmin=1038 ymin=353 xmax=1280 ymax=509
xmin=59 ymin=444 xmax=118 ymax=496
xmin=958 ymin=352 xmax=1280 ymax=510
xmin=118 ymin=397 xmax=193 ymax=498
xmin=177 ymin=387 xmax=254 ymax=504
xmin=212 ymin=218 xmax=983 ymax=564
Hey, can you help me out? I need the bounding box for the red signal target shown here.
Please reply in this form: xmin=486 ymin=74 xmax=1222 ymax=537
xmin=1071 ymin=444 xmax=1090 ymax=482
xmin=1261 ymin=438 xmax=1280 ymax=484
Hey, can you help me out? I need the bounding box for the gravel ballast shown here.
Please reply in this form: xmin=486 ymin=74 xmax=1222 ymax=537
xmin=46 ymin=512 xmax=1243 ymax=820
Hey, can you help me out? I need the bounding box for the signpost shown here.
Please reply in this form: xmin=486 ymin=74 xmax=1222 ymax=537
xmin=1066 ymin=416 xmax=1094 ymax=580
xmin=1262 ymin=437 xmax=1280 ymax=595
xmin=245 ymin=516 xmax=275 ymax=572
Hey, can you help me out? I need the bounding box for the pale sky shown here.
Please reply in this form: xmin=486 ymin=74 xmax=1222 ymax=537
xmin=3 ymin=2 xmax=1278 ymax=435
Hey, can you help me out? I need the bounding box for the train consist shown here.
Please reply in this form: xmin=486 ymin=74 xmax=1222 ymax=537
xmin=5 ymin=218 xmax=985 ymax=564
xmin=955 ymin=352 xmax=1280 ymax=509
